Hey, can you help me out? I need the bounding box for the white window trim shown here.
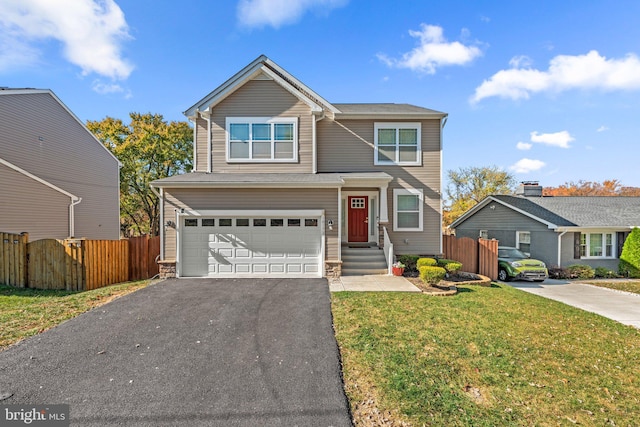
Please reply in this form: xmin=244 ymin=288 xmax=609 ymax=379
xmin=516 ymin=230 xmax=531 ymax=255
xmin=374 ymin=122 xmax=421 ymax=166
xmin=393 ymin=188 xmax=423 ymax=232
xmin=479 ymin=230 xmax=488 ymax=239
xmin=580 ymin=231 xmax=616 ymax=259
xmin=226 ymin=117 xmax=298 ymax=163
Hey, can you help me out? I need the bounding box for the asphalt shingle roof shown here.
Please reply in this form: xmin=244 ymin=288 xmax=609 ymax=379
xmin=493 ymin=195 xmax=640 ymax=228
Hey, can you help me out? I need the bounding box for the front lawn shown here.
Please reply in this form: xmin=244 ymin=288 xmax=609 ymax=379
xmin=0 ymin=280 xmax=150 ymax=350
xmin=332 ymin=284 xmax=640 ymax=426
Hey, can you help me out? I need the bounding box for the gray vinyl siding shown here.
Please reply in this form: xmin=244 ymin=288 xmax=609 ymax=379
xmin=318 ymin=118 xmax=442 ymax=255
xmin=454 ymin=202 xmax=559 ymax=267
xmin=162 ymin=188 xmax=339 ymax=262
xmin=0 ymin=163 xmax=70 ymax=240
xmin=205 ymin=79 xmax=314 ymax=173
xmin=0 ymin=92 xmax=120 ymax=239
xmin=194 ymin=116 xmax=208 ymax=172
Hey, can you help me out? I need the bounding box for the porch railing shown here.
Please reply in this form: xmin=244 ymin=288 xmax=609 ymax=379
xmin=383 ymin=226 xmax=393 ymax=275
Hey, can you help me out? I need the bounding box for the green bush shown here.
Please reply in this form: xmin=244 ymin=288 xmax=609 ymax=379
xmin=397 ymin=255 xmax=420 ymax=272
xmin=548 ymin=267 xmax=570 ymax=279
xmin=419 ymin=266 xmax=446 ymax=285
xmin=567 ymin=264 xmax=595 ymax=280
xmin=437 ymin=259 xmax=463 ymax=273
xmin=595 ymin=267 xmax=618 ymax=279
xmin=416 ymin=258 xmax=437 ymax=268
xmin=619 ymin=228 xmax=640 ymax=278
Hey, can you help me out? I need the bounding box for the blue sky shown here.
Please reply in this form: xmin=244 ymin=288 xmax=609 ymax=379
xmin=2 ymin=0 xmax=640 ymax=188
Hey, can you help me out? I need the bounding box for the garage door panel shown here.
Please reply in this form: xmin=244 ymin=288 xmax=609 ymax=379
xmin=181 ymin=215 xmax=322 ymax=277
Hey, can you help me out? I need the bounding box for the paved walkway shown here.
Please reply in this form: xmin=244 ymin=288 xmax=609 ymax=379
xmin=508 ymin=279 xmax=640 ymax=328
xmin=330 ymin=275 xmax=421 ymax=292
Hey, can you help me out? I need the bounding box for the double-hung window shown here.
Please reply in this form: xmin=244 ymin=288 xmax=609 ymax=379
xmin=374 ymin=122 xmax=421 ymax=165
xmin=580 ymin=232 xmax=615 ymax=258
xmin=226 ymin=117 xmax=297 ymax=162
xmin=516 ymin=231 xmax=531 ymax=255
xmin=393 ymin=188 xmax=423 ymax=231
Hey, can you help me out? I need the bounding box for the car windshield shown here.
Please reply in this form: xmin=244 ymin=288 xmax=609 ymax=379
xmin=499 ymin=248 xmax=527 ymax=258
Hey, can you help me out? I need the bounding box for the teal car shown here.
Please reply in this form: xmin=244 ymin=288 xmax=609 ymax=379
xmin=498 ymin=246 xmax=548 ymax=282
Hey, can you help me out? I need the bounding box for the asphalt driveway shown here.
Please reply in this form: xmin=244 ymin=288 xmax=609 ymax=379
xmin=508 ymin=279 xmax=640 ymax=328
xmin=0 ymin=278 xmax=352 ymax=426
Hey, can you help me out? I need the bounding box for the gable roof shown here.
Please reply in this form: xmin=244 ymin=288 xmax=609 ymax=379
xmin=184 ymin=55 xmax=339 ymax=118
xmin=450 ymin=194 xmax=640 ymax=230
xmin=0 ymin=156 xmax=79 ymax=201
xmin=183 ymin=56 xmax=447 ymax=121
xmin=0 ymin=88 xmax=121 ymax=167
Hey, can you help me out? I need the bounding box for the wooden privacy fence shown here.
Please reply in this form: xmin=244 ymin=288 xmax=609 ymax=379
xmin=443 ymin=235 xmax=499 ymax=280
xmin=0 ymin=232 xmax=160 ymax=291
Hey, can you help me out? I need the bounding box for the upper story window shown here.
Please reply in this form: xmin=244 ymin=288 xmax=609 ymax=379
xmin=226 ymin=117 xmax=298 ymax=162
xmin=374 ymin=122 xmax=421 ymax=166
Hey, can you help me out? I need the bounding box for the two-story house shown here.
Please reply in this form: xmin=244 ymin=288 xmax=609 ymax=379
xmin=151 ymin=55 xmax=447 ymax=279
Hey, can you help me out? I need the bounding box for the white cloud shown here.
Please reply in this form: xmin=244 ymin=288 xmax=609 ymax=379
xmin=471 ymin=50 xmax=640 ymax=103
xmin=516 ymin=141 xmax=532 ymax=150
xmin=0 ymin=0 xmax=133 ymax=80
xmin=237 ymin=0 xmax=347 ymax=29
xmin=377 ymin=24 xmax=483 ymax=74
xmin=597 ymin=125 xmax=609 ymax=132
xmin=510 ymin=158 xmax=546 ymax=174
xmin=530 ymin=130 xmax=574 ymax=148
xmin=509 ymin=55 xmax=533 ymax=69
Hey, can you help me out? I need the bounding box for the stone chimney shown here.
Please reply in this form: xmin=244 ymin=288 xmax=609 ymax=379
xmin=516 ymin=181 xmax=543 ymax=197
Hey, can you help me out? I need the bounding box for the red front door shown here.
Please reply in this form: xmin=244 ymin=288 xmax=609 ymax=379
xmin=348 ymin=196 xmax=368 ymax=242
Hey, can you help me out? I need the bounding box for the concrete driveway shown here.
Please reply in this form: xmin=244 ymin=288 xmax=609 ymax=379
xmin=508 ymin=279 xmax=640 ymax=328
xmin=0 ymin=279 xmax=352 ymax=426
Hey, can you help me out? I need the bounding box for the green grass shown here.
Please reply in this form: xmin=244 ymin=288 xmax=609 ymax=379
xmin=579 ymin=279 xmax=640 ymax=295
xmin=0 ymin=280 xmax=150 ymax=349
xmin=332 ymin=284 xmax=640 ymax=426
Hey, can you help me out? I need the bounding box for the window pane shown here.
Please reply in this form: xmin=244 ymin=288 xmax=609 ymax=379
xmin=202 ymin=218 xmax=215 ymax=227
xmin=236 ymin=218 xmax=249 ymax=226
xmin=274 ymin=123 xmax=293 ymax=140
xmin=253 ymin=219 xmax=266 ymax=227
xmin=398 ymin=128 xmax=417 ymax=145
xmin=519 ymin=231 xmax=531 ymax=244
xmin=397 ymin=194 xmax=419 ymax=211
xmin=288 ymin=219 xmax=300 ymax=227
xmin=184 ymin=218 xmax=197 ymax=227
xmin=378 ymin=128 xmax=396 ymax=145
xmin=377 ymin=145 xmax=395 ymax=162
xmin=399 ymin=146 xmax=417 ymax=162
xmin=590 ymin=233 xmax=603 ymax=257
xmin=252 ymin=123 xmax=271 ymax=140
xmin=606 ymin=233 xmax=613 ymax=257
xmin=219 ymin=219 xmax=232 ymax=226
xmin=230 ymin=141 xmax=249 ymax=158
xmin=274 ymin=141 xmax=293 ymax=159
xmin=230 ymin=123 xmax=249 ymax=141
xmin=305 ymin=219 xmax=318 ymax=227
xmin=270 ymin=219 xmax=284 ymax=227
xmin=397 ymin=212 xmax=419 ymax=229
xmin=253 ymin=141 xmax=271 ymax=159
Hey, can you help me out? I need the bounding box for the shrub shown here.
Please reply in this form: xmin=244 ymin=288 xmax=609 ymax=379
xmin=416 ymin=258 xmax=437 ymax=268
xmin=567 ymin=264 xmax=595 ymax=280
xmin=619 ymin=227 xmax=640 ymax=278
xmin=548 ymin=267 xmax=570 ymax=279
xmin=397 ymin=255 xmax=420 ymax=272
xmin=595 ymin=267 xmax=618 ymax=279
xmin=419 ymin=266 xmax=446 ymax=285
xmin=437 ymin=259 xmax=463 ymax=274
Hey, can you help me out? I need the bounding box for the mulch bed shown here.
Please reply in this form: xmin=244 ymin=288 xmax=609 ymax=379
xmin=404 ymin=271 xmax=492 ymax=295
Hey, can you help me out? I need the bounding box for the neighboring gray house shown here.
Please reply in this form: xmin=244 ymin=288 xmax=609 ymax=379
xmin=151 ymin=55 xmax=447 ymax=279
xmin=450 ymin=182 xmax=640 ymax=271
xmin=0 ymin=89 xmax=120 ymax=241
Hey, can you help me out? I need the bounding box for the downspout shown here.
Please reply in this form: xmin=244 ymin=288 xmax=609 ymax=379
xmin=557 ymin=231 xmax=567 ymax=267
xmin=68 ymin=197 xmax=82 ymax=238
xmin=150 ymin=185 xmax=164 ymax=260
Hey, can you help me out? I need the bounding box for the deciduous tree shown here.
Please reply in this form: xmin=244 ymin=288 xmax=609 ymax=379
xmin=543 ymin=180 xmax=640 ymax=196
xmin=87 ymin=113 xmax=192 ymax=236
xmin=444 ymin=166 xmax=516 ymax=227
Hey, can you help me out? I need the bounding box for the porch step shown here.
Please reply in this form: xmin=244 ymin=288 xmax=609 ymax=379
xmin=341 ymin=245 xmax=388 ymax=276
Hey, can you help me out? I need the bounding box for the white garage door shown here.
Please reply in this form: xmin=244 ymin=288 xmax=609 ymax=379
xmin=180 ymin=215 xmax=322 ymax=277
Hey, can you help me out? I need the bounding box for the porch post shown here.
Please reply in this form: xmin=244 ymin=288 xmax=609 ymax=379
xmin=379 ymin=183 xmax=389 ymax=223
